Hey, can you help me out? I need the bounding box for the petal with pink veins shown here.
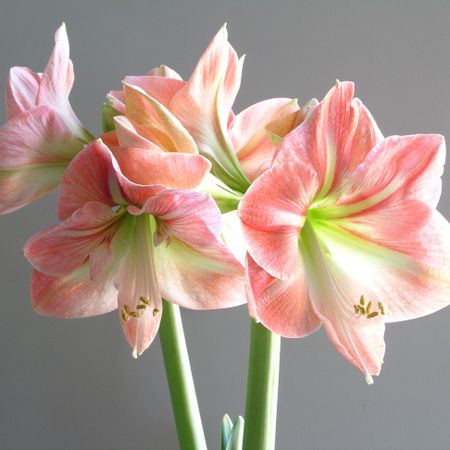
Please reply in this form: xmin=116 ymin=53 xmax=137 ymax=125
xmin=275 ymin=82 xmax=382 ymax=197
xmin=116 ymin=214 xmax=162 ymax=358
xmin=169 ymin=25 xmax=248 ymax=191
xmin=6 ymin=67 xmax=42 ymax=119
xmin=24 ymin=201 xmax=124 ymax=277
xmin=231 ymin=98 xmax=299 ymax=181
xmin=113 ymin=116 xmax=156 ymax=150
xmin=333 ymin=134 xmax=445 ymax=212
xmin=124 ymin=83 xmax=198 ymax=153
xmin=131 ymin=189 xmax=222 ymax=246
xmin=31 ymin=265 xmax=117 ymax=318
xmin=147 ymin=65 xmax=183 ymax=79
xmin=124 ymin=75 xmax=185 ymax=107
xmin=0 ymin=105 xmax=85 ymax=214
xmin=238 ymin=160 xmax=319 ymax=280
xmin=155 ymin=236 xmax=245 ymax=310
xmin=246 ymin=254 xmax=321 ymax=338
xmin=112 ymin=148 xmax=210 ymax=190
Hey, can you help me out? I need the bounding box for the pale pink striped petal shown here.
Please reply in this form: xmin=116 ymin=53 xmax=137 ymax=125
xmin=58 ymin=140 xmax=118 ymax=220
xmin=231 ymin=98 xmax=299 ymax=180
xmin=31 ymin=265 xmax=117 ymax=318
xmin=113 ymin=116 xmax=156 ymax=150
xmin=25 ymin=201 xmax=123 ymax=277
xmin=112 ymin=148 xmax=211 ymax=190
xmin=124 ymin=83 xmax=198 ymax=153
xmin=238 ymin=160 xmax=319 ymax=280
xmin=246 ymin=255 xmax=321 ymax=338
xmin=275 ymin=82 xmax=382 ymax=196
xmin=116 ymin=215 xmax=162 ymax=358
xmin=335 ymin=134 xmax=445 ymax=211
xmin=147 ymin=65 xmax=182 ymax=79
xmin=0 ymin=106 xmax=83 ymax=214
xmin=37 ymin=23 xmax=74 ymax=107
xmin=6 ymin=67 xmax=41 ymax=119
xmin=155 ymin=236 xmax=245 ymax=310
xmin=130 ymin=190 xmax=222 ymax=246
xmin=124 ymin=75 xmax=185 ymax=107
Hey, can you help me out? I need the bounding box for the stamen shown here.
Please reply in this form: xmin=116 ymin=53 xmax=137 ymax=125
xmin=354 ymin=297 xmax=386 ymax=319
xmin=153 ymin=308 xmax=160 ymax=317
xmin=136 ymin=304 xmax=147 ymax=310
xmin=139 ymin=296 xmax=150 ymax=306
xmin=121 ymin=306 xmax=130 ymax=322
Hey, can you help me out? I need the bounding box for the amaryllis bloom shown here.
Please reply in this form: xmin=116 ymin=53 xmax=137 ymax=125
xmin=239 ymin=81 xmax=450 ymax=383
xmin=106 ymin=25 xmax=307 ymax=194
xmin=24 ymin=140 xmax=245 ymax=357
xmin=0 ymin=23 xmax=92 ymax=214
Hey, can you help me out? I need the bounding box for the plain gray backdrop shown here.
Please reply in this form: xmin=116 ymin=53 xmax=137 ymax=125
xmin=1 ymin=1 xmax=450 ymax=449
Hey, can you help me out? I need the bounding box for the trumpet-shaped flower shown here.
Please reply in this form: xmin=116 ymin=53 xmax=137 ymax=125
xmin=239 ymin=81 xmax=450 ymax=383
xmin=25 ymin=139 xmax=245 ymax=357
xmin=0 ymin=23 xmax=92 ymax=214
xmin=106 ymin=25 xmax=307 ymax=194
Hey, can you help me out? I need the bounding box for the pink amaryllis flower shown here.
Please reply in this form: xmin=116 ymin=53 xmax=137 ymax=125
xmin=106 ymin=25 xmax=306 ymax=194
xmin=0 ymin=23 xmax=92 ymax=214
xmin=239 ymin=81 xmax=450 ymax=383
xmin=24 ymin=139 xmax=245 ymax=357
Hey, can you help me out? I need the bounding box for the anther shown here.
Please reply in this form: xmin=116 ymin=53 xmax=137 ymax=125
xmin=367 ymin=311 xmax=379 ymax=319
xmin=153 ymin=308 xmax=160 ymax=317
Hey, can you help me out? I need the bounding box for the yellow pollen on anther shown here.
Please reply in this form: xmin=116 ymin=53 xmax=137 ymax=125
xmin=354 ymin=297 xmax=386 ymax=319
xmin=139 ymin=296 xmax=150 ymax=306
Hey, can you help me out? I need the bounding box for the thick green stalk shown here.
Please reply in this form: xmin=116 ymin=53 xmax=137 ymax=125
xmin=242 ymin=320 xmax=281 ymax=450
xmin=159 ymin=300 xmax=207 ymax=450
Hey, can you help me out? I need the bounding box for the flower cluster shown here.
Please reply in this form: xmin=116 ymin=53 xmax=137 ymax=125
xmin=2 ymin=23 xmax=450 ymax=381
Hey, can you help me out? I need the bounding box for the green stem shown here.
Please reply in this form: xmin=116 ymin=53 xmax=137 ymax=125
xmin=159 ymin=300 xmax=207 ymax=450
xmin=242 ymin=320 xmax=281 ymax=450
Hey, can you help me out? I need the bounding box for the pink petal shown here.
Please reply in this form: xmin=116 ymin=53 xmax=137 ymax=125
xmin=124 ymin=83 xmax=198 ymax=153
xmin=131 ymin=190 xmax=222 ymax=246
xmin=31 ymin=265 xmax=117 ymax=318
xmin=112 ymin=148 xmax=211 ymax=190
xmin=37 ymin=23 xmax=74 ymax=107
xmin=113 ymin=116 xmax=156 ymax=150
xmin=155 ymin=236 xmax=246 ymax=310
xmin=169 ymin=26 xmax=247 ymax=189
xmin=147 ymin=65 xmax=183 ymax=79
xmin=6 ymin=67 xmax=41 ymax=119
xmin=275 ymin=82 xmax=383 ymax=196
xmin=231 ymin=98 xmax=299 ymax=181
xmin=107 ymin=90 xmax=125 ymax=113
xmin=59 ymin=139 xmax=165 ymax=218
xmin=267 ymin=98 xmax=319 ymax=145
xmin=300 ymin=225 xmax=386 ymax=381
xmin=116 ymin=216 xmax=163 ymax=357
xmin=58 ymin=140 xmax=118 ymax=220
xmin=246 ymin=254 xmax=321 ymax=337
xmin=338 ymin=205 xmax=450 ymax=322
xmin=25 ymin=201 xmax=123 ymax=277
xmin=0 ymin=105 xmax=83 ymax=214
xmin=336 ymin=134 xmax=445 ymax=211
xmin=123 ymin=75 xmax=185 ymax=107
xmin=238 ymin=159 xmax=319 ymax=280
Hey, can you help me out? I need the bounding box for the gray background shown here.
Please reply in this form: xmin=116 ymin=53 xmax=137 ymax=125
xmin=1 ymin=1 xmax=450 ymax=449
